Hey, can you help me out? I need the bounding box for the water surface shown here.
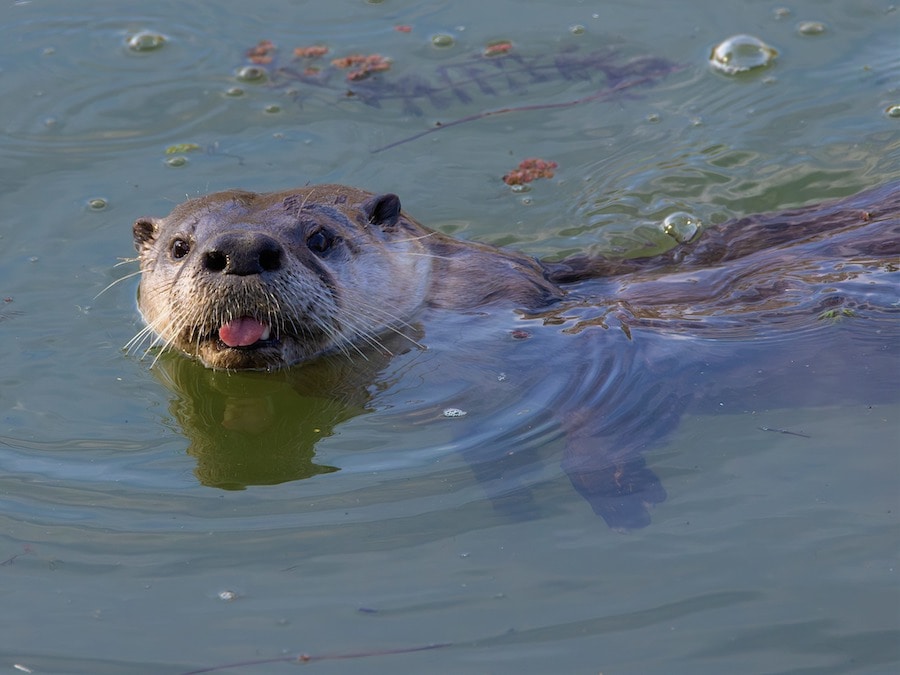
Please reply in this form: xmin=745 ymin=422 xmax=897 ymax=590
xmin=1 ymin=0 xmax=898 ymax=673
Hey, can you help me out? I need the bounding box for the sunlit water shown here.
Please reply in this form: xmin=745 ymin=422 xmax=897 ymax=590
xmin=1 ymin=1 xmax=898 ymax=673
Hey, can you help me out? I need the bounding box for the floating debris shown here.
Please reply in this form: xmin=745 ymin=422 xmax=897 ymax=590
xmin=503 ymin=157 xmax=558 ymax=186
xmin=331 ymin=53 xmax=392 ymax=81
xmin=293 ymin=45 xmax=329 ymax=59
xmin=237 ymin=40 xmax=682 ymax=150
xmin=246 ymin=39 xmax=276 ymax=64
xmin=165 ymin=143 xmax=201 ymax=154
xmin=484 ymin=40 xmax=514 ymax=57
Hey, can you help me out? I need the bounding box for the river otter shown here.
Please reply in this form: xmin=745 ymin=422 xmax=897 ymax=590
xmin=132 ymin=182 xmax=900 ymax=527
xmin=131 ymin=184 xmax=569 ymax=370
xmin=132 ymin=182 xmax=899 ymax=371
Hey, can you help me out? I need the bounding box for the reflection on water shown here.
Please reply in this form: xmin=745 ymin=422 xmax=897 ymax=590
xmin=154 ymin=354 xmax=345 ymax=488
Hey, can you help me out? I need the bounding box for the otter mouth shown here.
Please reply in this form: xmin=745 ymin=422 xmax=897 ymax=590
xmin=216 ymin=317 xmax=274 ymax=350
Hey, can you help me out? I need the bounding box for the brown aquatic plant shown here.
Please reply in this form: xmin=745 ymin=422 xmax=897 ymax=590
xmin=484 ymin=40 xmax=514 ymax=57
xmin=503 ymin=157 xmax=559 ymax=185
xmin=246 ymin=39 xmax=276 ymax=65
xmin=331 ymin=53 xmax=392 ymax=81
xmin=294 ymin=45 xmax=329 ymax=59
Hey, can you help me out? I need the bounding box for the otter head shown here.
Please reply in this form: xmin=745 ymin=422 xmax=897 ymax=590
xmin=132 ymin=185 xmax=432 ymax=370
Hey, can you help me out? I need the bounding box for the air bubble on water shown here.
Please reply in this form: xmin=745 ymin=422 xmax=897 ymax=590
xmin=432 ymin=34 xmax=455 ymax=48
xmin=796 ymin=21 xmax=826 ymax=36
xmin=442 ymin=408 xmax=467 ymax=418
xmin=886 ymin=104 xmax=900 ymax=118
xmin=710 ymin=34 xmax=778 ymax=75
xmin=126 ymin=31 xmax=167 ymax=52
xmin=661 ymin=212 xmax=701 ymax=243
xmin=235 ymin=65 xmax=267 ymax=83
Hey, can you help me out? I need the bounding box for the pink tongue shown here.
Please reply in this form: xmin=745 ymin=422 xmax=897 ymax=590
xmin=219 ymin=317 xmax=268 ymax=347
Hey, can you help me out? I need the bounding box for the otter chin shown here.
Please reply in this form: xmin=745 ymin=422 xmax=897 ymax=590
xmin=131 ymin=184 xmax=561 ymax=370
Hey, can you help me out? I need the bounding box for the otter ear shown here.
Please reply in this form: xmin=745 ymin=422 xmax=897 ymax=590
xmin=362 ymin=193 xmax=401 ymax=229
xmin=133 ymin=218 xmax=158 ymax=252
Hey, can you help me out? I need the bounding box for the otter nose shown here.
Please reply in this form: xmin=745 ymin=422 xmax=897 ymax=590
xmin=201 ymin=231 xmax=283 ymax=276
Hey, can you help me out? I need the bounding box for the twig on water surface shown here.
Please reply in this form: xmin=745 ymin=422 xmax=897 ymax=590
xmin=180 ymin=642 xmax=452 ymax=674
xmin=758 ymin=426 xmax=811 ymax=439
xmin=371 ymin=74 xmax=664 ymax=153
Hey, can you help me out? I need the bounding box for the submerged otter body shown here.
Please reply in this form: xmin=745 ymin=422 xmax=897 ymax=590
xmin=133 ymin=182 xmax=900 ymax=528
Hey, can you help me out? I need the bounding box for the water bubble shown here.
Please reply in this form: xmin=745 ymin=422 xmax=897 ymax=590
xmin=773 ymin=7 xmax=791 ymax=19
xmin=217 ymin=590 xmax=238 ymax=601
xmin=442 ymin=408 xmax=467 ymax=418
xmin=710 ymin=34 xmax=778 ymax=75
xmin=87 ymin=198 xmax=108 ymax=211
xmin=797 ymin=21 xmax=826 ymax=36
xmin=165 ymin=156 xmax=188 ymax=167
xmin=224 ymin=87 xmax=244 ymax=97
xmin=235 ymin=65 xmax=267 ymax=83
xmin=661 ymin=212 xmax=702 ymax=243
xmin=886 ymin=104 xmax=900 ymax=118
xmin=570 ymin=25 xmax=586 ymax=35
xmin=126 ymin=31 xmax=167 ymax=52
xmin=431 ymin=34 xmax=455 ymax=48
xmin=263 ymin=104 xmax=281 ymax=114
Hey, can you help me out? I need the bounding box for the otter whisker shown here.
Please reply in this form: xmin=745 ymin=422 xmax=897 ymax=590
xmin=395 ymin=251 xmax=454 ymax=261
xmin=349 ymin=295 xmax=424 ymax=335
xmin=95 ymin=269 xmax=143 ymax=300
xmin=390 ymin=231 xmax=439 ymax=244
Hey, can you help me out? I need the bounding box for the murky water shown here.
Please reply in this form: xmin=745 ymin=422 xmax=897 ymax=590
xmin=1 ymin=0 xmax=898 ymax=673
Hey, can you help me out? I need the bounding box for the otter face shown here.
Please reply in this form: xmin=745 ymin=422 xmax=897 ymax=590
xmin=132 ymin=185 xmax=432 ymax=370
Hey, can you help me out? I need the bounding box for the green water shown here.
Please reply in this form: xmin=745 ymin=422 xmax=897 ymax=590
xmin=1 ymin=1 xmax=898 ymax=673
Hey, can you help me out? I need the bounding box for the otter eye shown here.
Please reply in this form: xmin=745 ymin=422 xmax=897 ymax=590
xmin=171 ymin=238 xmax=191 ymax=259
xmin=307 ymin=229 xmax=335 ymax=255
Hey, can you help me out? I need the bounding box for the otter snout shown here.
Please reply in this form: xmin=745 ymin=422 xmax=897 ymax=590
xmin=201 ymin=231 xmax=283 ymax=276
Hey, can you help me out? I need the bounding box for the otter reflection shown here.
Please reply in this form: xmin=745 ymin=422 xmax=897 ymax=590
xmin=153 ymin=354 xmax=346 ymax=488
